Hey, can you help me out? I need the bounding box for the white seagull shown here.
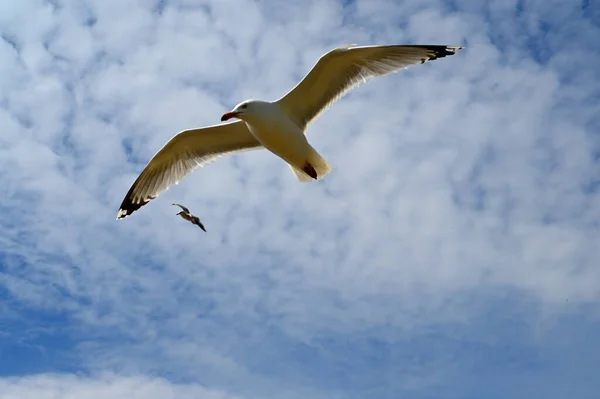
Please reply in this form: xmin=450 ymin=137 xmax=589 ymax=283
xmin=116 ymin=44 xmax=463 ymax=219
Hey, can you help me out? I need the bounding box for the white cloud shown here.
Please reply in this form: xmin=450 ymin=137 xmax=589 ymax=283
xmin=0 ymin=374 xmax=241 ymax=399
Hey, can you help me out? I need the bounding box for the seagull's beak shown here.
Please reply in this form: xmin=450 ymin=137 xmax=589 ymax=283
xmin=221 ymin=111 xmax=241 ymax=122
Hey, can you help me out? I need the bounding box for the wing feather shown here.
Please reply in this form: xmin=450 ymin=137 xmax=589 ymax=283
xmin=117 ymin=120 xmax=262 ymax=219
xmin=276 ymin=45 xmax=463 ymax=130
xmin=172 ymin=203 xmax=191 ymax=214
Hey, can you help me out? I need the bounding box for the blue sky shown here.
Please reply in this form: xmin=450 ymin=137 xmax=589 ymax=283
xmin=1 ymin=0 xmax=600 ymax=398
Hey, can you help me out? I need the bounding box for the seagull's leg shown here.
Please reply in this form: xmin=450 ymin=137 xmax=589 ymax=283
xmin=302 ymin=162 xmax=318 ymax=180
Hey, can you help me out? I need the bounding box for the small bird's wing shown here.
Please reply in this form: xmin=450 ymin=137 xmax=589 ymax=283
xmin=192 ymin=216 xmax=207 ymax=232
xmin=117 ymin=121 xmax=263 ymax=219
xmin=276 ymin=44 xmax=463 ymax=130
xmin=172 ymin=203 xmax=191 ymax=214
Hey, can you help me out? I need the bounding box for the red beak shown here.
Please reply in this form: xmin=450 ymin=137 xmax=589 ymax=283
xmin=221 ymin=111 xmax=240 ymax=122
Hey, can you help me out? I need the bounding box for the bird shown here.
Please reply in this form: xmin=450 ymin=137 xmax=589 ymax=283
xmin=172 ymin=203 xmax=207 ymax=232
xmin=116 ymin=44 xmax=464 ymax=219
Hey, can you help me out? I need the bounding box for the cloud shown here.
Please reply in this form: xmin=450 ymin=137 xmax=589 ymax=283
xmin=1 ymin=0 xmax=599 ymax=398
xmin=0 ymin=374 xmax=241 ymax=399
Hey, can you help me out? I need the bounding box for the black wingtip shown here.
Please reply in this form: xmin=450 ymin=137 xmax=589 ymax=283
xmin=116 ymin=200 xmax=148 ymax=220
xmin=193 ymin=219 xmax=207 ymax=232
xmin=116 ymin=203 xmax=143 ymax=219
xmin=115 ymin=183 xmax=154 ymax=220
xmin=418 ymin=45 xmax=464 ymax=63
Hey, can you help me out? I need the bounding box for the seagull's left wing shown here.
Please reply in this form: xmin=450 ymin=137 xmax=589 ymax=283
xmin=172 ymin=203 xmax=191 ymax=214
xmin=276 ymin=44 xmax=463 ymax=130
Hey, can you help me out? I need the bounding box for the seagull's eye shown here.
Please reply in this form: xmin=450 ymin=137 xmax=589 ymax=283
xmin=241 ymin=104 xmax=248 ymax=109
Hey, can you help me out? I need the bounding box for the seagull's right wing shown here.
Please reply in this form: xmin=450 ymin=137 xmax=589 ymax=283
xmin=172 ymin=203 xmax=191 ymax=214
xmin=276 ymin=44 xmax=463 ymax=130
xmin=117 ymin=121 xmax=262 ymax=219
xmin=192 ymin=217 xmax=207 ymax=232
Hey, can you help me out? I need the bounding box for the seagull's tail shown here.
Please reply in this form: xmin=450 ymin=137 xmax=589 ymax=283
xmin=289 ymin=146 xmax=332 ymax=182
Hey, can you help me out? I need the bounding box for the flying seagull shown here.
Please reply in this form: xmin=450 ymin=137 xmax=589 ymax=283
xmin=116 ymin=44 xmax=463 ymax=219
xmin=172 ymin=203 xmax=206 ymax=232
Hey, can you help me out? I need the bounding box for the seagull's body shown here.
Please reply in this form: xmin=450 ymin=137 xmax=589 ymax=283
xmin=172 ymin=203 xmax=206 ymax=232
xmin=117 ymin=44 xmax=463 ymax=219
xmin=222 ymin=100 xmax=328 ymax=181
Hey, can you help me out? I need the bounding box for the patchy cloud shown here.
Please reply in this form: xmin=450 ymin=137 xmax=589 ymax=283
xmin=0 ymin=374 xmax=241 ymax=399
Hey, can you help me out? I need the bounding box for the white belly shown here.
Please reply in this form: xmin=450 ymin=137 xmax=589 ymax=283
xmin=247 ymin=123 xmax=309 ymax=167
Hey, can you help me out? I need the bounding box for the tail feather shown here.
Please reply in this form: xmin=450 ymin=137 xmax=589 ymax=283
xmin=289 ymin=146 xmax=332 ymax=182
xmin=290 ymin=165 xmax=317 ymax=182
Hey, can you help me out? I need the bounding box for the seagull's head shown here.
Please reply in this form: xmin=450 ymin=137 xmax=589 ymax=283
xmin=221 ymin=100 xmax=268 ymax=122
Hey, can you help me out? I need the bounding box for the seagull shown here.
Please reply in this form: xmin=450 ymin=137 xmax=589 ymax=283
xmin=172 ymin=203 xmax=207 ymax=232
xmin=116 ymin=44 xmax=463 ymax=219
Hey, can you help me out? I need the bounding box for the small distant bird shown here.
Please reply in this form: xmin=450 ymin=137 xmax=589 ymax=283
xmin=172 ymin=203 xmax=206 ymax=232
xmin=117 ymin=44 xmax=464 ymax=219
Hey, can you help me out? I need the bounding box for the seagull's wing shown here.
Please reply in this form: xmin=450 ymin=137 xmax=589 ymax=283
xmin=172 ymin=203 xmax=191 ymax=214
xmin=276 ymin=44 xmax=463 ymax=130
xmin=192 ymin=216 xmax=207 ymax=232
xmin=117 ymin=121 xmax=262 ymax=219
